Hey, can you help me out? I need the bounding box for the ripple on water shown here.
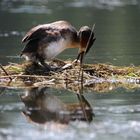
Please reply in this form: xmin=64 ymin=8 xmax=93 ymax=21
xmin=0 ymin=31 xmax=24 ymax=37
xmin=65 ymin=0 xmax=138 ymax=10
xmin=0 ymin=103 xmax=23 ymax=112
xmin=0 ymin=0 xmax=139 ymax=14
xmin=0 ymin=0 xmax=52 ymax=14
xmin=0 ymin=120 xmax=140 ymax=140
xmin=93 ymin=120 xmax=140 ymax=140
xmin=69 ymin=120 xmax=140 ymax=140
xmin=9 ymin=5 xmax=52 ymax=14
xmin=95 ymin=104 xmax=140 ymax=114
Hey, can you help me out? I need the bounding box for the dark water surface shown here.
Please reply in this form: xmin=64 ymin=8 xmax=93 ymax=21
xmin=0 ymin=0 xmax=140 ymax=140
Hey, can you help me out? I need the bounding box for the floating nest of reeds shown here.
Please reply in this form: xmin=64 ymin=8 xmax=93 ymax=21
xmin=0 ymin=59 xmax=140 ymax=92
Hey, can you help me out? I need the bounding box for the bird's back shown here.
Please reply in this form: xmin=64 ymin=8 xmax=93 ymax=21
xmin=21 ymin=20 xmax=79 ymax=61
xmin=22 ymin=20 xmax=77 ymax=43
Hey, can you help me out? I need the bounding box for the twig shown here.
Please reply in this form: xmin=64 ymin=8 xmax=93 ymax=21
xmin=0 ymin=64 xmax=12 ymax=81
xmin=33 ymin=79 xmax=55 ymax=86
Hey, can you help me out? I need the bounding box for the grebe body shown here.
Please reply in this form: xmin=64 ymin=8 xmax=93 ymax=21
xmin=21 ymin=20 xmax=96 ymax=70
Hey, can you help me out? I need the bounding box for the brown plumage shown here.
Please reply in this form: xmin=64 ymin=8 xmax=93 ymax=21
xmin=21 ymin=20 xmax=96 ymax=70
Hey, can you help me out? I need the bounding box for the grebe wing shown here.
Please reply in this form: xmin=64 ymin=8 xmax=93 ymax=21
xmin=22 ymin=25 xmax=53 ymax=43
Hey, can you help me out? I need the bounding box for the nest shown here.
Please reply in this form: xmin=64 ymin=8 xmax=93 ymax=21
xmin=0 ymin=59 xmax=140 ymax=93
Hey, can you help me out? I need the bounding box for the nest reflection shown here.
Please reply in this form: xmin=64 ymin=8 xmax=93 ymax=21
xmin=20 ymin=86 xmax=94 ymax=124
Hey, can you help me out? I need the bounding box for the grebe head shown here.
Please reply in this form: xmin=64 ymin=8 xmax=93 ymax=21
xmin=77 ymin=26 xmax=95 ymax=64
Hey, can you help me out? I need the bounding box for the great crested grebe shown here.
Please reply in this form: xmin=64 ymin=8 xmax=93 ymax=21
xmin=21 ymin=20 xmax=96 ymax=70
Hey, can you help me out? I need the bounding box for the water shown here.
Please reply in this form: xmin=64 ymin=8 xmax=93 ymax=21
xmin=0 ymin=0 xmax=140 ymax=140
xmin=0 ymin=88 xmax=140 ymax=140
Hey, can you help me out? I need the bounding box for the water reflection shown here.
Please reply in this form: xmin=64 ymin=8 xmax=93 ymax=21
xmin=20 ymin=87 xmax=94 ymax=124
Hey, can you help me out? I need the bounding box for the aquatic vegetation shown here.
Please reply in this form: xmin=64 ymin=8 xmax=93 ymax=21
xmin=0 ymin=59 xmax=140 ymax=92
